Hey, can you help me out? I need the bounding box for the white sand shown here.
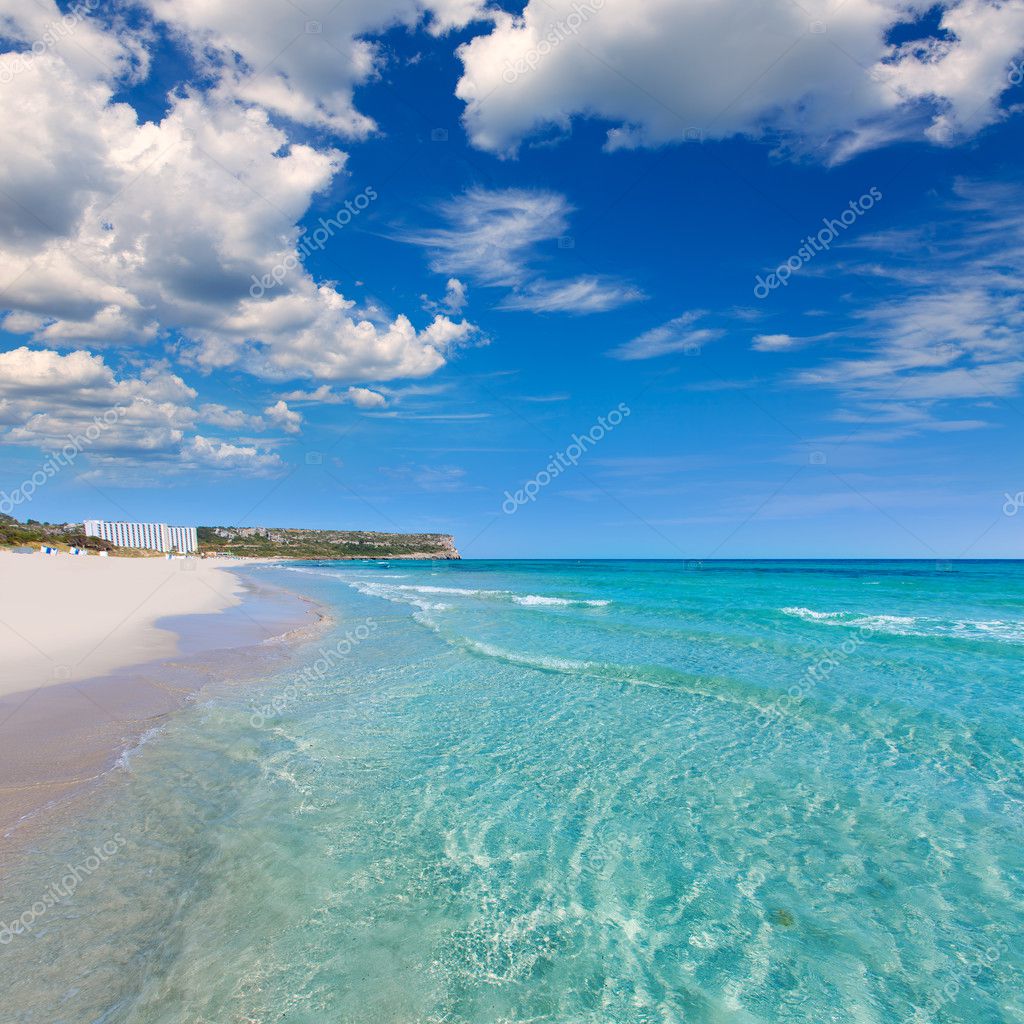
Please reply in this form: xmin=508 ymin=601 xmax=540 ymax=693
xmin=0 ymin=552 xmax=246 ymax=697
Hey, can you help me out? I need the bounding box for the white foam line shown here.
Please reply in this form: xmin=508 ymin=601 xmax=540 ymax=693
xmin=115 ymin=725 xmax=166 ymax=771
xmin=781 ymin=606 xmax=1024 ymax=643
xmin=343 ymin=577 xmax=611 ymax=611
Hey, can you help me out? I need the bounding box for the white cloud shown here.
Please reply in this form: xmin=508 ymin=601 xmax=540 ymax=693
xmin=443 ymin=277 xmax=468 ymax=313
xmin=497 ymin=275 xmax=645 ymax=313
xmin=790 ymin=181 xmax=1024 ymax=421
xmin=0 ymin=35 xmax=477 ymax=384
xmin=280 ymin=384 xmax=389 ymax=408
xmin=878 ymin=0 xmax=1024 ymax=146
xmin=753 ymin=334 xmax=800 ymax=352
xmin=345 ymin=386 xmax=389 ymax=409
xmin=399 ymin=187 xmax=642 ymax=313
xmin=752 ymin=332 xmax=834 ymax=352
xmin=0 ymin=0 xmax=149 ymax=87
xmin=0 ymin=347 xmax=283 ymax=475
xmin=0 ymin=346 xmax=111 ymax=393
xmin=197 ymin=403 xmax=265 ymax=430
xmin=263 ymin=399 xmax=302 ymax=434
xmin=138 ymin=0 xmax=493 ymax=136
xmin=182 ymin=435 xmax=283 ymax=474
xmin=422 ymin=277 xmax=470 ymax=315
xmin=279 ymin=384 xmax=342 ymax=404
xmin=401 ymin=187 xmax=568 ymax=286
xmin=608 ymin=312 xmax=724 ymax=360
xmin=454 ymin=0 xmax=1024 ymax=161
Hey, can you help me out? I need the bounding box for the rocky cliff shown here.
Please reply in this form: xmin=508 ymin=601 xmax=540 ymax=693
xmin=198 ymin=526 xmax=460 ymax=560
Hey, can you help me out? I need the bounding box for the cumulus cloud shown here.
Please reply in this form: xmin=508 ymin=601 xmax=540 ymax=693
xmin=608 ymin=313 xmax=724 ymax=360
xmin=263 ymin=399 xmax=303 ymax=434
xmin=197 ymin=404 xmax=265 ymax=431
xmin=138 ymin=0 xmax=493 ymax=136
xmin=182 ymin=435 xmax=283 ymax=474
xmin=344 ymin=386 xmax=389 ymax=409
xmin=442 ymin=278 xmax=468 ymax=313
xmin=0 ymin=347 xmax=284 ymax=475
xmin=454 ymin=0 xmax=1024 ymax=161
xmin=0 ymin=0 xmax=149 ymax=87
xmin=280 ymin=384 xmax=389 ymax=408
xmin=423 ymin=277 xmax=469 ymax=315
xmin=0 ymin=24 xmax=477 ymax=384
xmin=399 ymin=187 xmax=642 ymax=313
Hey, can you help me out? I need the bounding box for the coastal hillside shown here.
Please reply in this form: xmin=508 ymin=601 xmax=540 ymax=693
xmin=0 ymin=515 xmax=459 ymax=559
xmin=0 ymin=514 xmax=117 ymax=553
xmin=198 ymin=526 xmax=460 ymax=560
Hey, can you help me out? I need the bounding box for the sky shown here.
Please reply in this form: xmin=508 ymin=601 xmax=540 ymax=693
xmin=1 ymin=0 xmax=1023 ymax=559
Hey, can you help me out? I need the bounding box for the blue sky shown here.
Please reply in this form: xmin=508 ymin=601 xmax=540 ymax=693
xmin=1 ymin=0 xmax=1023 ymax=557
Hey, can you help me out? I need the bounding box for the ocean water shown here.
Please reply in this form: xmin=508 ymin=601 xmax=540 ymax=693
xmin=2 ymin=559 xmax=1023 ymax=1024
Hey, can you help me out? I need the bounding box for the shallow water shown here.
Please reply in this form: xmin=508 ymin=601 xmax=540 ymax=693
xmin=2 ymin=560 xmax=1022 ymax=1023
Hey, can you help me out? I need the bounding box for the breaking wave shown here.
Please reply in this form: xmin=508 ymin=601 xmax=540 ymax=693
xmin=781 ymin=606 xmax=1024 ymax=643
xmin=342 ymin=578 xmax=611 ymax=612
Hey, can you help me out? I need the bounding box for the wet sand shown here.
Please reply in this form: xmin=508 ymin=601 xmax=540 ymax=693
xmin=0 ymin=553 xmax=254 ymax=696
xmin=0 ymin=565 xmax=329 ymax=846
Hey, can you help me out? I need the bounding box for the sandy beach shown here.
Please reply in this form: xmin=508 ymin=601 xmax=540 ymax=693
xmin=0 ymin=552 xmax=323 ymax=842
xmin=0 ymin=552 xmax=245 ymax=697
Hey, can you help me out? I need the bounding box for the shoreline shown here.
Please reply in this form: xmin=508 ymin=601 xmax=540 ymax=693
xmin=0 ymin=552 xmax=293 ymax=698
xmin=0 ymin=557 xmax=331 ymax=847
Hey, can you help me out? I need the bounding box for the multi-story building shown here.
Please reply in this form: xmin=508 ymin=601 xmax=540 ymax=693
xmin=84 ymin=520 xmax=198 ymax=554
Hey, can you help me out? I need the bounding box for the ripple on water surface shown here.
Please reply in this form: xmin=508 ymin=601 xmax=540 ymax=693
xmin=1 ymin=559 xmax=1022 ymax=1023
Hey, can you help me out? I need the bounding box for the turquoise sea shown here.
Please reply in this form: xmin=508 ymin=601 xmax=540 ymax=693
xmin=2 ymin=559 xmax=1023 ymax=1023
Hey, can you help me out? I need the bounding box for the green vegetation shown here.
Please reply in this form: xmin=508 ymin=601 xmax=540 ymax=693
xmin=198 ymin=526 xmax=460 ymax=560
xmin=0 ymin=514 xmax=116 ymax=553
xmin=0 ymin=515 xmax=458 ymax=559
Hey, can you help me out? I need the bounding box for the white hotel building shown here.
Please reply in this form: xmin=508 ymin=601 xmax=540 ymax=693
xmin=84 ymin=520 xmax=198 ymax=554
